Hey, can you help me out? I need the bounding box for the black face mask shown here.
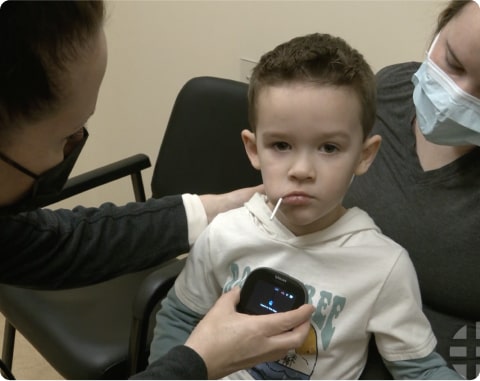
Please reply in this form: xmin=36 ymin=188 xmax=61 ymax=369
xmin=0 ymin=128 xmax=88 ymax=215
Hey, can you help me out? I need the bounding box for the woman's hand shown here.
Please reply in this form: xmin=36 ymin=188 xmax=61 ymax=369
xmin=184 ymin=287 xmax=314 ymax=379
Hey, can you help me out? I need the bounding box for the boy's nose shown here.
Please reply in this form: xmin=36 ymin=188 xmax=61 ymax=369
xmin=287 ymin=154 xmax=315 ymax=181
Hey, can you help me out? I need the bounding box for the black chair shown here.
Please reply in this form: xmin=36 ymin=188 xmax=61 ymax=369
xmin=0 ymin=154 xmax=156 ymax=379
xmin=129 ymin=75 xmax=262 ymax=373
xmin=127 ymin=76 xmax=480 ymax=380
xmin=150 ymin=76 xmax=260 ymax=197
xmin=0 ymin=76 xmax=261 ymax=379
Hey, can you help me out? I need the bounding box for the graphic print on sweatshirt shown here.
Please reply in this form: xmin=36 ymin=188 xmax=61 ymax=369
xmin=224 ymin=263 xmax=347 ymax=379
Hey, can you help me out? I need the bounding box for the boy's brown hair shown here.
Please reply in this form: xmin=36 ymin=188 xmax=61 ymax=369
xmin=248 ymin=33 xmax=376 ymax=140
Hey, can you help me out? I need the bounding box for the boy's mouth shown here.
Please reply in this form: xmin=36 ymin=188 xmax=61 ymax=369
xmin=282 ymin=192 xmax=313 ymax=205
xmin=269 ymin=192 xmax=314 ymax=220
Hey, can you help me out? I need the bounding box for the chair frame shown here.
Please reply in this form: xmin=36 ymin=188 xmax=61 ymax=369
xmin=1 ymin=153 xmax=151 ymax=379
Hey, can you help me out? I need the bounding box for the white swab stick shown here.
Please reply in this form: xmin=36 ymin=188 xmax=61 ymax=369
xmin=270 ymin=198 xmax=283 ymax=220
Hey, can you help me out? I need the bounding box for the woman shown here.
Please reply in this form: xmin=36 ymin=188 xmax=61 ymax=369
xmin=0 ymin=1 xmax=313 ymax=379
xmin=344 ymin=1 xmax=480 ymax=379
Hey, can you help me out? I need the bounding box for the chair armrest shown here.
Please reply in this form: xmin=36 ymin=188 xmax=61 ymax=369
xmin=36 ymin=153 xmax=151 ymax=207
xmin=127 ymin=257 xmax=186 ymax=375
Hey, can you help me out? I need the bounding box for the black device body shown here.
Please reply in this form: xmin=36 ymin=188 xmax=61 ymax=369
xmin=237 ymin=267 xmax=308 ymax=315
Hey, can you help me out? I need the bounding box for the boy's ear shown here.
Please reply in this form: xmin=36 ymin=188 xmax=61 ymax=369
xmin=241 ymin=129 xmax=261 ymax=170
xmin=354 ymin=134 xmax=382 ymax=176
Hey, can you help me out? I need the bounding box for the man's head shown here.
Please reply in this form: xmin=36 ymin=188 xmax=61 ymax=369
xmin=0 ymin=1 xmax=107 ymax=207
xmin=0 ymin=1 xmax=105 ymax=132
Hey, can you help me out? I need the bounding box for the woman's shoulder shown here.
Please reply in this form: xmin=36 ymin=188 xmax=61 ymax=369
xmin=376 ymin=62 xmax=421 ymax=88
xmin=374 ymin=62 xmax=420 ymax=123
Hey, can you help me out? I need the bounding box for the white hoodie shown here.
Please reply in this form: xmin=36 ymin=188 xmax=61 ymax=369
xmin=175 ymin=193 xmax=436 ymax=379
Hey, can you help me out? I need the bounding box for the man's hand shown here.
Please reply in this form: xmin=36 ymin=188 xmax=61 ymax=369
xmin=199 ymin=185 xmax=264 ymax=223
xmin=185 ymin=287 xmax=314 ymax=379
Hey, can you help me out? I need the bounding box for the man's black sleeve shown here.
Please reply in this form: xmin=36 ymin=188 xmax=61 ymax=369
xmin=0 ymin=196 xmax=190 ymax=289
xmin=130 ymin=345 xmax=208 ymax=380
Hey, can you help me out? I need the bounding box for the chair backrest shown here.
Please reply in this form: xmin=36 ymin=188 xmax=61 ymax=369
xmin=151 ymin=76 xmax=262 ymax=198
xmin=128 ymin=76 xmax=262 ymax=374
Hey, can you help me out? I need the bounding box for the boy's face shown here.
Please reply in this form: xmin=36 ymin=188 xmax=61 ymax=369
xmin=242 ymin=82 xmax=380 ymax=236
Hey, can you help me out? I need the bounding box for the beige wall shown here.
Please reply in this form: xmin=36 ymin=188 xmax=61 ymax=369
xmin=53 ymin=0 xmax=447 ymax=209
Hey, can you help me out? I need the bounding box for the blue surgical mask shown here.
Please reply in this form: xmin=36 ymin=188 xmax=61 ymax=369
xmin=412 ymin=35 xmax=480 ymax=146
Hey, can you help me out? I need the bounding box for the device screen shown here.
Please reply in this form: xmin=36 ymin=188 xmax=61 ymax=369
xmin=243 ymin=279 xmax=298 ymax=315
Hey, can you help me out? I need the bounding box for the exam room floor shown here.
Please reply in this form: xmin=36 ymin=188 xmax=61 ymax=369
xmin=0 ymin=314 xmax=62 ymax=380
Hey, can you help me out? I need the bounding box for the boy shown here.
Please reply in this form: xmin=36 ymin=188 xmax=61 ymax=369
xmin=149 ymin=33 xmax=460 ymax=379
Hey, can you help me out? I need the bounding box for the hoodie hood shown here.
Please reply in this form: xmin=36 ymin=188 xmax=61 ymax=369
xmin=243 ymin=193 xmax=381 ymax=247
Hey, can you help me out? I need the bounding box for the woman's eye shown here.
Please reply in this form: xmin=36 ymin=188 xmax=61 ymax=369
xmin=273 ymin=142 xmax=291 ymax=151
xmin=447 ymin=61 xmax=464 ymax=74
xmin=445 ymin=53 xmax=464 ymax=74
xmin=320 ymin=144 xmax=339 ymax=154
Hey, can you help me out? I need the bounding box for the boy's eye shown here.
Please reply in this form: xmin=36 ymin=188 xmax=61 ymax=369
xmin=320 ymin=143 xmax=339 ymax=154
xmin=273 ymin=142 xmax=291 ymax=151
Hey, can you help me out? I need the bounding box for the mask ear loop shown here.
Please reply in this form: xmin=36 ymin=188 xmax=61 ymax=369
xmin=0 ymin=151 xmax=39 ymax=179
xmin=427 ymin=34 xmax=440 ymax=57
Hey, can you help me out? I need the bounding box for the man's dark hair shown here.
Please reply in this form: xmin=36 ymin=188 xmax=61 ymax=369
xmin=0 ymin=1 xmax=105 ymax=132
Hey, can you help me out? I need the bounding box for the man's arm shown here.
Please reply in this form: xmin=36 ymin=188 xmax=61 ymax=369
xmin=0 ymin=196 xmax=190 ymax=288
xmin=131 ymin=345 xmax=207 ymax=380
xmin=148 ymin=286 xmax=203 ymax=364
xmin=134 ymin=288 xmax=314 ymax=380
